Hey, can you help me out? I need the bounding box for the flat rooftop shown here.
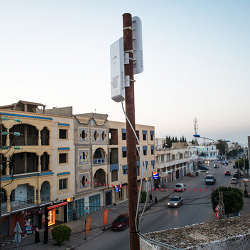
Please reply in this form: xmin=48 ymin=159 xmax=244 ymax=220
xmin=145 ymin=215 xmax=250 ymax=249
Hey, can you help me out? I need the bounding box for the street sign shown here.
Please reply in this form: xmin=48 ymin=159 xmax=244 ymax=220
xmin=153 ymin=172 xmax=159 ymax=179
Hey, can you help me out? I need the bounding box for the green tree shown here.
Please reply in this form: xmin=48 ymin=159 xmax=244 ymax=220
xmin=211 ymin=187 xmax=244 ymax=216
xmin=216 ymin=140 xmax=228 ymax=155
xmin=52 ymin=224 xmax=72 ymax=246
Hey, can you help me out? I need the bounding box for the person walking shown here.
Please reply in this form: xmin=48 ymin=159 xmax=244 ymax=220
xmin=35 ymin=227 xmax=40 ymax=243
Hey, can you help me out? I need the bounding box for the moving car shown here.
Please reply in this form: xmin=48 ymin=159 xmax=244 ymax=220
xmin=198 ymin=166 xmax=209 ymax=172
xmin=168 ymin=196 xmax=183 ymax=208
xmin=233 ymin=172 xmax=243 ymax=179
xmin=225 ymin=170 xmax=231 ymax=176
xmin=231 ymin=177 xmax=238 ymax=184
xmin=175 ymin=183 xmax=185 ymax=192
xmin=111 ymin=214 xmax=129 ymax=231
xmin=205 ymin=175 xmax=216 ymax=185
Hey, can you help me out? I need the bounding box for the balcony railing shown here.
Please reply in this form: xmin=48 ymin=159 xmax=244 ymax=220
xmin=93 ymin=158 xmax=106 ymax=165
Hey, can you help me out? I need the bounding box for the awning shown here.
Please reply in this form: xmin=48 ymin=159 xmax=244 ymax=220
xmin=142 ymin=130 xmax=147 ymax=135
xmin=122 ymin=146 xmax=127 ymax=152
xmin=121 ymin=128 xmax=126 ymax=133
xmin=48 ymin=202 xmax=67 ymax=210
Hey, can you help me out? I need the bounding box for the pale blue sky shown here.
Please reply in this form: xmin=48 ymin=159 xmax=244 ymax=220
xmin=0 ymin=1 xmax=249 ymax=144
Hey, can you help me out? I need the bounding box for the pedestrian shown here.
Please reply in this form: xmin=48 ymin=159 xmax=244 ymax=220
xmin=155 ymin=197 xmax=158 ymax=204
xmin=35 ymin=227 xmax=40 ymax=243
xmin=149 ymin=194 xmax=152 ymax=203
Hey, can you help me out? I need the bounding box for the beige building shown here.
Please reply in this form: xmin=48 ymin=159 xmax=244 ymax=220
xmin=72 ymin=116 xmax=156 ymax=218
xmin=155 ymin=141 xmax=195 ymax=184
xmin=107 ymin=120 xmax=156 ymax=204
xmin=0 ymin=101 xmax=75 ymax=236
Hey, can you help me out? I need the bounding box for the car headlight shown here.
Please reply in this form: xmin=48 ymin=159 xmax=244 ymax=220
xmin=168 ymin=202 xmax=170 ymax=205
xmin=174 ymin=203 xmax=178 ymax=206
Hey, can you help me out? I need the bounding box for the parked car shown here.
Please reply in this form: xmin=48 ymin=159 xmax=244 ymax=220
xmin=205 ymin=175 xmax=216 ymax=185
xmin=175 ymin=183 xmax=186 ymax=192
xmin=225 ymin=170 xmax=231 ymax=176
xmin=231 ymin=177 xmax=238 ymax=184
xmin=198 ymin=166 xmax=209 ymax=172
xmin=111 ymin=214 xmax=129 ymax=231
xmin=168 ymin=196 xmax=183 ymax=208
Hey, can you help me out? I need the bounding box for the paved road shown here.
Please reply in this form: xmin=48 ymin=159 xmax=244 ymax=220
xmin=75 ymin=162 xmax=232 ymax=250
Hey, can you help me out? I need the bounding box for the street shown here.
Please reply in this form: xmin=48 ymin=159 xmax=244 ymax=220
xmin=75 ymin=162 xmax=233 ymax=250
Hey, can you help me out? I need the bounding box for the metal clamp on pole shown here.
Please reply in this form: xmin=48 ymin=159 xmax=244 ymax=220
xmin=123 ymin=26 xmax=132 ymax=30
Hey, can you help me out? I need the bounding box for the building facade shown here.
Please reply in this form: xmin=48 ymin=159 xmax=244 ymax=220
xmin=0 ymin=101 xmax=75 ymax=237
xmin=155 ymin=141 xmax=197 ymax=185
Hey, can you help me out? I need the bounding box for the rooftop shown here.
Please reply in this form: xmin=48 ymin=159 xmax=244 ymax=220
xmin=144 ymin=215 xmax=250 ymax=249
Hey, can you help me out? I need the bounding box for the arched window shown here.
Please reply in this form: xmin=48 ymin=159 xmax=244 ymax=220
xmin=41 ymin=152 xmax=49 ymax=171
xmin=41 ymin=127 xmax=49 ymax=145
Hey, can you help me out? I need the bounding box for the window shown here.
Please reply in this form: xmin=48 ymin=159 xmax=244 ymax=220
xmin=94 ymin=131 xmax=99 ymax=140
xmin=79 ymin=151 xmax=88 ymax=164
xmin=122 ymin=150 xmax=127 ymax=158
xmin=142 ymin=131 xmax=147 ymax=141
xmin=143 ymin=147 xmax=147 ymax=156
xmin=122 ymin=132 xmax=126 ymax=140
xmin=123 ymin=168 xmax=128 ymax=175
xmin=81 ymin=176 xmax=87 ymax=187
xmin=150 ymin=131 xmax=154 ymax=141
xmin=151 ymin=146 xmax=154 ymax=155
xmin=59 ymin=178 xmax=67 ymax=190
xmin=102 ymin=131 xmax=106 ymax=140
xmin=111 ymin=170 xmax=118 ymax=182
xmin=81 ymin=130 xmax=87 ymax=140
xmin=59 ymin=129 xmax=67 ymax=139
xmin=59 ymin=153 xmax=67 ymax=163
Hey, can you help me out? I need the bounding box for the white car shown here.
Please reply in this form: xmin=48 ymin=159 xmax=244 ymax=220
xmin=231 ymin=177 xmax=238 ymax=184
xmin=175 ymin=183 xmax=186 ymax=192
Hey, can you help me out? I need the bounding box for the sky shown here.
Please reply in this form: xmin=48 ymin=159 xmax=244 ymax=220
xmin=0 ymin=0 xmax=250 ymax=145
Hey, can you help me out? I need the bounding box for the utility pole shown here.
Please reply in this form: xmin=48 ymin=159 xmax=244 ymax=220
xmin=123 ymin=13 xmax=140 ymax=250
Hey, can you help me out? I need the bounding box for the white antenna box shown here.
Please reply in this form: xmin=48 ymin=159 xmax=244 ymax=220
xmin=110 ymin=37 xmax=125 ymax=102
xmin=132 ymin=16 xmax=143 ymax=74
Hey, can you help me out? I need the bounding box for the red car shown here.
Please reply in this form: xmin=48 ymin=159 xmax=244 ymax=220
xmin=225 ymin=170 xmax=231 ymax=176
xmin=111 ymin=214 xmax=129 ymax=231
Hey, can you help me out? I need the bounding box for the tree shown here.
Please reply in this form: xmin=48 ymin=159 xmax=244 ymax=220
xmin=211 ymin=187 xmax=243 ymax=216
xmin=52 ymin=224 xmax=72 ymax=246
xmin=216 ymin=140 xmax=228 ymax=155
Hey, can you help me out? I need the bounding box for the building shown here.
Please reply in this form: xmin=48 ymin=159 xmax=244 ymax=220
xmin=73 ymin=112 xmax=110 ymax=218
xmin=0 ymin=100 xmax=156 ymax=237
xmin=194 ymin=144 xmax=219 ymax=161
xmin=72 ymin=118 xmax=156 ymax=218
xmin=155 ymin=141 xmax=197 ymax=185
xmin=0 ymin=101 xmax=75 ymax=237
xmin=107 ymin=121 xmax=156 ymax=203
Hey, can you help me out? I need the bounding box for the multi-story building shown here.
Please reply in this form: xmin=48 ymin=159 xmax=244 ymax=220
xmin=155 ymin=141 xmax=196 ymax=185
xmin=0 ymin=101 xmax=75 ymax=237
xmin=0 ymin=100 xmax=156 ymax=237
xmin=107 ymin=121 xmax=156 ymax=204
xmin=73 ymin=112 xmax=110 ymax=218
xmin=73 ymin=117 xmax=156 ymax=217
xmin=194 ymin=144 xmax=218 ymax=161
